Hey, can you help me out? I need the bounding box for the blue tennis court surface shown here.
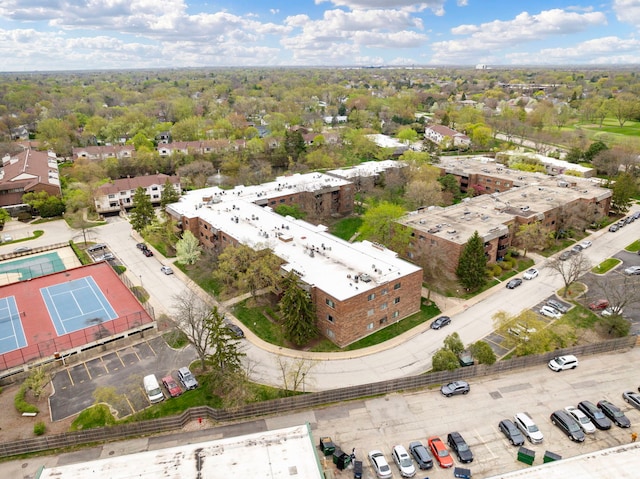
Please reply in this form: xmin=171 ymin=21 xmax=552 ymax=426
xmin=0 ymin=251 xmax=65 ymax=281
xmin=41 ymin=276 xmax=118 ymax=336
xmin=0 ymin=296 xmax=27 ymax=354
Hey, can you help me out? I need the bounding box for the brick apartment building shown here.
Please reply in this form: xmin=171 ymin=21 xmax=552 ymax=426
xmin=167 ymin=170 xmax=422 ymax=347
xmin=0 ymin=148 xmax=61 ymax=209
xmin=398 ymin=157 xmax=612 ymax=278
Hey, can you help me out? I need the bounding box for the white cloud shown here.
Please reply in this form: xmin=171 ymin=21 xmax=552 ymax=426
xmin=612 ymin=0 xmax=640 ymax=26
xmin=315 ymin=0 xmax=441 ymax=13
xmin=506 ymin=36 xmax=640 ymax=64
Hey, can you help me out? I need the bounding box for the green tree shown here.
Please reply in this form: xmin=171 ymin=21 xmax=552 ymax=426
xmin=284 ymin=129 xmax=306 ymax=162
xmin=597 ymin=315 xmax=631 ymax=338
xmin=176 ymin=230 xmax=201 ymax=265
xmin=274 ymin=204 xmax=306 ymax=219
xmin=456 ymin=231 xmax=487 ymax=291
xmin=611 ymin=172 xmax=637 ymax=214
xmin=469 ymin=340 xmax=496 ymax=365
xmin=438 ymin=174 xmax=461 ymax=202
xmin=584 ymin=141 xmax=608 ymax=163
xmin=0 ymin=208 xmax=10 ymax=228
xmin=244 ymin=250 xmax=282 ymax=298
xmin=206 ymin=306 xmax=245 ymax=375
xmin=443 ymin=332 xmax=464 ymax=356
xmin=129 ymin=187 xmax=155 ymax=233
xmin=431 ymin=349 xmax=459 ymax=371
xmin=279 ymin=271 xmax=318 ymax=346
xmin=514 ymin=222 xmax=551 ymax=256
xmin=22 ymin=191 xmax=65 ymax=218
xmin=358 ymin=201 xmax=411 ymax=253
xmin=160 ymin=179 xmax=180 ymax=209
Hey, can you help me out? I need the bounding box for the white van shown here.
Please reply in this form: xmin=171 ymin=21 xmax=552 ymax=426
xmin=143 ymin=374 xmax=164 ymax=403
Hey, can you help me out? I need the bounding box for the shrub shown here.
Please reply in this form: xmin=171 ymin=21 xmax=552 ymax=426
xmin=492 ymin=264 xmax=503 ymax=276
xmin=14 ymin=384 xmax=39 ymax=414
xmin=112 ymin=265 xmax=126 ymax=275
xmin=33 ymin=421 xmax=46 ymax=436
xmin=17 ymin=211 xmax=33 ymax=222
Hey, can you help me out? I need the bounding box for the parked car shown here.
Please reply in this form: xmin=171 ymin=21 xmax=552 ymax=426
xmin=550 ymin=410 xmax=585 ymax=442
xmin=440 ymin=380 xmax=470 ymax=397
xmin=565 ymin=406 xmax=596 ymax=434
xmin=546 ymin=299 xmax=569 ymax=313
xmin=577 ymin=400 xmax=612 ymax=430
xmin=12 ymin=246 xmax=32 ymax=253
xmin=161 ymin=375 xmax=182 ymax=398
xmin=633 ymin=211 xmax=640 ymax=220
xmin=624 ymin=266 xmax=640 ymax=275
xmin=458 ymin=350 xmax=474 ymax=367
xmin=540 ymin=305 xmax=561 ymax=319
xmin=177 ymin=366 xmax=198 ymax=390
xmin=523 ymin=268 xmax=538 ymax=280
xmin=559 ymin=251 xmax=572 ymax=260
xmin=391 ymin=444 xmax=416 ymax=477
xmin=548 ymin=354 xmax=578 ymax=372
xmin=2 ymin=234 xmax=13 ymax=242
xmin=143 ymin=248 xmax=154 ymax=257
xmin=499 ymin=419 xmax=525 ymax=446
xmin=408 ymin=441 xmax=433 ymax=470
xmin=597 ymin=400 xmax=631 ymax=428
xmin=579 ymin=240 xmax=592 ymax=249
xmin=588 ymin=299 xmax=609 ymax=311
xmin=601 ymin=306 xmax=623 ymax=317
xmin=571 ymin=245 xmax=583 ymax=254
xmin=622 ymin=391 xmax=640 ymax=410
xmin=427 ymin=437 xmax=453 ymax=468
xmin=430 ymin=315 xmax=451 ymax=330
xmin=506 ymin=278 xmax=523 ymax=289
xmin=608 ymin=224 xmax=619 ymax=232
xmin=225 ymin=323 xmax=245 ymax=338
xmin=514 ymin=412 xmax=544 ymax=444
xmin=447 ymin=432 xmax=473 ymax=463
xmin=368 ymin=450 xmax=393 ymax=479
xmin=160 ymin=265 xmax=174 ymax=275
xmin=136 ymin=243 xmax=147 ymax=250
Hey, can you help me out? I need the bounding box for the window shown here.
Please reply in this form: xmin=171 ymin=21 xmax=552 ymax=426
xmin=366 ymin=323 xmax=374 ymax=330
xmin=495 ymin=181 xmax=501 ymax=186
xmin=367 ymin=293 xmax=375 ymax=301
xmin=381 ymin=288 xmax=388 ymax=296
xmin=151 ymin=186 xmax=158 ymax=191
xmin=108 ymin=194 xmax=115 ymax=199
xmin=394 ymin=297 xmax=401 ymax=304
xmin=380 ymin=302 xmax=388 ymax=310
xmin=392 ymin=311 xmax=399 ymax=318
xmin=327 ymin=314 xmax=334 ymax=323
xmin=367 ymin=309 xmax=374 ymax=317
xmin=394 ymin=282 xmax=401 ymax=290
xmin=379 ymin=316 xmax=388 ymax=325
xmin=326 ymin=298 xmax=335 ymax=308
xmin=326 ymin=329 xmax=335 ymax=338
xmin=120 ymin=191 xmax=126 ymax=195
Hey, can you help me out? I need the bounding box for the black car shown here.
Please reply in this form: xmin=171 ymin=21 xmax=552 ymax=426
xmin=550 ymin=410 xmax=585 ymax=442
xmin=143 ymin=248 xmax=154 ymax=257
xmin=597 ymin=400 xmax=631 ymax=428
xmin=430 ymin=316 xmax=451 ymax=330
xmin=447 ymin=432 xmax=473 ymax=463
xmin=408 ymin=441 xmax=433 ymax=470
xmin=506 ymin=278 xmax=523 ymax=289
xmin=225 ymin=323 xmax=245 ymax=338
xmin=577 ymin=400 xmax=612 ymax=430
xmin=498 ymin=419 xmax=525 ymax=446
xmin=136 ymin=243 xmax=147 ymax=250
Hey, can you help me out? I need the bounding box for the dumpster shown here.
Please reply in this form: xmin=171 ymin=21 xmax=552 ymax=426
xmin=332 ymin=448 xmax=343 ymax=465
xmin=454 ymin=466 xmax=472 ymax=478
xmin=320 ymin=437 xmax=336 ymax=456
xmin=337 ymin=453 xmax=351 ymax=470
xmin=353 ymin=460 xmax=363 ymax=479
xmin=517 ymin=446 xmax=535 ymax=465
xmin=543 ymin=451 xmax=562 ymax=463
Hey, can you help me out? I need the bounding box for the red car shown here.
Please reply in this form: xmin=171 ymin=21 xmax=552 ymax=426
xmin=161 ymin=375 xmax=183 ymax=398
xmin=589 ymin=299 xmax=609 ymax=311
xmin=428 ymin=436 xmax=454 ymax=468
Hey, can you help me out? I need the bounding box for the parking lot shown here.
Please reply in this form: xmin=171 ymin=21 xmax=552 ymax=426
xmin=49 ymin=336 xmax=196 ymax=420
xmin=314 ymin=347 xmax=640 ymax=479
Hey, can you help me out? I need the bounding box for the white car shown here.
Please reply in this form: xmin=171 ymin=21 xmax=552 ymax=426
xmin=160 ymin=265 xmax=174 ymax=275
xmin=523 ymin=268 xmax=539 ymax=280
xmin=565 ymin=406 xmax=596 ymax=434
xmin=548 ymin=354 xmax=578 ymax=372
xmin=514 ymin=412 xmax=544 ymax=444
xmin=601 ymin=306 xmax=623 ymax=317
xmin=368 ymin=450 xmax=392 ymax=479
xmin=624 ymin=266 xmax=640 ymax=275
xmin=392 ymin=444 xmax=416 ymax=478
xmin=539 ymin=305 xmax=561 ymax=319
xmin=579 ymin=240 xmax=592 ymax=249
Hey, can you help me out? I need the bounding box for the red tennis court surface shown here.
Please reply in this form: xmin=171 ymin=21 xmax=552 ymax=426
xmin=0 ymin=262 xmax=153 ymax=372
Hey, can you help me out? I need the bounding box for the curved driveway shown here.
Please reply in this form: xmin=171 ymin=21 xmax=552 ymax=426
xmin=2 ymin=211 xmax=639 ymax=392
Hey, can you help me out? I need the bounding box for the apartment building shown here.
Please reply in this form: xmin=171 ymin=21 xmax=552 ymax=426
xmin=93 ymin=174 xmax=181 ymax=214
xmin=0 ymin=148 xmax=61 ymax=208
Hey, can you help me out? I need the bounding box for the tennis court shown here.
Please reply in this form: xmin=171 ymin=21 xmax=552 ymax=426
xmin=41 ymin=277 xmax=118 ymax=336
xmin=0 ymin=296 xmax=27 ymax=354
xmin=0 ymin=251 xmax=66 ymax=282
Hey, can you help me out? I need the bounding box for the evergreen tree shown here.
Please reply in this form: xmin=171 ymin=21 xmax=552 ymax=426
xmin=279 ymin=271 xmax=318 ymax=346
xmin=160 ymin=179 xmax=180 ymax=209
xmin=206 ymin=306 xmax=245 ymax=375
xmin=129 ymin=186 xmax=155 ymax=233
xmin=456 ymin=230 xmax=487 ymax=291
xmin=284 ymin=130 xmax=306 ymax=162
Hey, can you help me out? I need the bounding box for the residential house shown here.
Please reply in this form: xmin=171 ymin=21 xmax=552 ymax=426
xmin=93 ymin=174 xmax=181 ymax=214
xmin=424 ymin=125 xmax=471 ymax=148
xmin=0 ymin=149 xmax=61 ymax=209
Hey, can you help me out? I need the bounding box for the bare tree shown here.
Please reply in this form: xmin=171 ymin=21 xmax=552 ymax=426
xmin=275 ymin=356 xmax=318 ymax=393
xmin=589 ymin=274 xmax=640 ymax=315
xmin=545 ymin=253 xmax=591 ymax=297
xmin=170 ymin=290 xmax=216 ymax=369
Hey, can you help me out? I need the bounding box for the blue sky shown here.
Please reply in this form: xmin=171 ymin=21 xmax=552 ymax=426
xmin=0 ymin=1 xmax=639 ymax=71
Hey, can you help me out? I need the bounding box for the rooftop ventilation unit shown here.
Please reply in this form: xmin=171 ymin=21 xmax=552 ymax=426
xmin=359 ymin=273 xmax=372 ymax=283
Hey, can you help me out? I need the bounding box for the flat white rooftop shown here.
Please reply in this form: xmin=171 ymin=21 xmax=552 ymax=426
xmin=326 ymin=160 xmax=404 ymax=179
xmin=38 ymin=424 xmax=323 ymax=479
xmin=168 ymin=173 xmax=421 ymax=301
xmin=486 ymin=442 xmax=640 ymax=479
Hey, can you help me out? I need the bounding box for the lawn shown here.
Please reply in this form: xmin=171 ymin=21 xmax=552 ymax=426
xmin=234 ymin=298 xmax=288 ymax=346
xmin=330 ymin=217 xmax=363 ymax=241
xmin=625 ymin=240 xmax=640 ymax=253
xmin=592 ymin=258 xmax=621 ymax=274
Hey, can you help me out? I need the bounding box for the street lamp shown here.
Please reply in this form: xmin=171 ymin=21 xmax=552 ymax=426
xmin=302 ymin=373 xmax=306 ymax=393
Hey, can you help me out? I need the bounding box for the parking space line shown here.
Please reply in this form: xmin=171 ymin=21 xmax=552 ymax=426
xmin=146 ymin=340 xmax=158 ymax=356
xmin=483 ymin=427 xmax=500 ymax=459
xmin=114 ymin=350 xmax=126 ymax=369
xmin=84 ymin=362 xmax=92 ymax=380
xmin=132 ymin=348 xmax=141 ymax=363
xmin=65 ymin=368 xmax=74 ymax=387
xmin=124 ymin=394 xmax=136 ymax=415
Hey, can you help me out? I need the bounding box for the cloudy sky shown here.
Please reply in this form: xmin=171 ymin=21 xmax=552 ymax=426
xmin=1 ymin=0 xmax=639 ymax=71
